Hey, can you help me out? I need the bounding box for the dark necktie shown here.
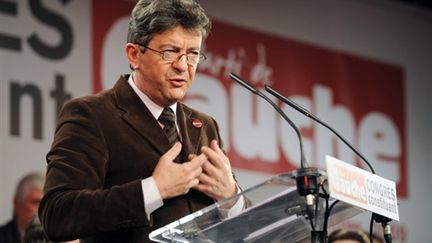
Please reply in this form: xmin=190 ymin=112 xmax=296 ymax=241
xmin=158 ymin=107 xmax=179 ymax=146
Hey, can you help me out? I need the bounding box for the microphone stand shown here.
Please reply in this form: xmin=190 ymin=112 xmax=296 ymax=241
xmin=229 ymin=73 xmax=324 ymax=243
xmin=264 ymin=84 xmax=393 ymax=243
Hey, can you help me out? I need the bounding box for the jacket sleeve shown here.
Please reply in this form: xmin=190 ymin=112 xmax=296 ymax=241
xmin=38 ymin=98 xmax=148 ymax=241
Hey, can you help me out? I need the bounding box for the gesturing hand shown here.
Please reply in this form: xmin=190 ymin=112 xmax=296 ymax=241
xmin=153 ymin=142 xmax=207 ymax=199
xmin=193 ymin=140 xmax=237 ymax=201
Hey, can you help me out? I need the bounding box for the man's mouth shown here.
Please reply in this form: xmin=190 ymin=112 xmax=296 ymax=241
xmin=169 ymin=78 xmax=187 ymax=87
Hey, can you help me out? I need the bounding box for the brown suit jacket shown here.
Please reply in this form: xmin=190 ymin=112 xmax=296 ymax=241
xmin=39 ymin=75 xmax=222 ymax=242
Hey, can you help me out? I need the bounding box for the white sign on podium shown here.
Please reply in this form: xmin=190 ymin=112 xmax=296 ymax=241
xmin=326 ymin=155 xmax=399 ymax=221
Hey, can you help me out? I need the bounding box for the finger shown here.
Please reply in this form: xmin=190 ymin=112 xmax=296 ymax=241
xmin=210 ymin=139 xmax=223 ymax=154
xmin=190 ymin=163 xmax=203 ymax=178
xmin=188 ymin=178 xmax=200 ymax=188
xmin=161 ymin=142 xmax=182 ymax=161
xmin=191 ymin=153 xmax=207 ymax=166
xmin=188 ymin=153 xmax=197 ymax=161
xmin=201 ymin=160 xmax=218 ymax=175
xmin=201 ymin=146 xmax=224 ymax=169
xmin=185 ymin=153 xmax=207 ymax=172
xmin=194 ymin=183 xmax=213 ymax=195
xmin=211 ymin=140 xmax=230 ymax=165
xmin=198 ymin=172 xmax=215 ymax=186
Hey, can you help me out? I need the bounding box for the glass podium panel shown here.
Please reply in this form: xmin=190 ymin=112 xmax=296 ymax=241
xmin=149 ymin=170 xmax=365 ymax=243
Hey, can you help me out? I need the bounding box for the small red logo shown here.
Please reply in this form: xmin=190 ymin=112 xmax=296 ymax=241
xmin=192 ymin=119 xmax=203 ymax=128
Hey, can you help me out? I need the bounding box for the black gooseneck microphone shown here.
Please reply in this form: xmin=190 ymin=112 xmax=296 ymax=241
xmin=229 ymin=73 xmax=323 ymax=242
xmin=229 ymin=73 xmax=308 ymax=169
xmin=264 ymin=85 xmax=376 ymax=174
xmin=264 ymin=84 xmax=393 ymax=243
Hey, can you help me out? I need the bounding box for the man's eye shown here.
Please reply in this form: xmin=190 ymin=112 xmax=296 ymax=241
xmin=163 ymin=49 xmax=178 ymax=54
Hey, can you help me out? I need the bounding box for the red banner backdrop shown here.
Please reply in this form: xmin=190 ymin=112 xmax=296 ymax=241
xmin=93 ymin=1 xmax=406 ymax=197
xmin=195 ymin=20 xmax=407 ymax=197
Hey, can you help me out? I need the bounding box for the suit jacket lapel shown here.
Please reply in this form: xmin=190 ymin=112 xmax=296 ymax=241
xmin=112 ymin=75 xmax=170 ymax=155
xmin=177 ymin=103 xmax=203 ymax=157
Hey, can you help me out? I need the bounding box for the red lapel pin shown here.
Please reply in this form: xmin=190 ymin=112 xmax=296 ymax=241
xmin=192 ymin=119 xmax=202 ymax=128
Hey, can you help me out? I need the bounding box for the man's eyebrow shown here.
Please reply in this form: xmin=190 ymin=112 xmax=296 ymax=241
xmin=158 ymin=44 xmax=178 ymax=50
xmin=158 ymin=44 xmax=201 ymax=51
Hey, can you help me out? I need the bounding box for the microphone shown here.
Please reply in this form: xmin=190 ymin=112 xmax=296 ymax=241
xmin=264 ymin=84 xmax=376 ymax=174
xmin=229 ymin=72 xmax=308 ymax=169
xmin=372 ymin=214 xmax=393 ymax=243
xmin=264 ymin=84 xmax=393 ymax=243
xmin=229 ymin=73 xmax=321 ymax=236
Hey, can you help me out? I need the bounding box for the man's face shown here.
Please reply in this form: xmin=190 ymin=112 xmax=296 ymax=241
xmin=132 ymin=26 xmax=202 ymax=107
xmin=14 ymin=188 xmax=43 ymax=228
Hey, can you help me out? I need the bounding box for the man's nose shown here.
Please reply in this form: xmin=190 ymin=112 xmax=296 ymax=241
xmin=171 ymin=54 xmax=189 ymax=71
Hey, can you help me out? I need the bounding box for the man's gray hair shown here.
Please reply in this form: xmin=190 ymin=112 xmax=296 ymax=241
xmin=14 ymin=172 xmax=45 ymax=201
xmin=127 ymin=0 xmax=211 ymax=46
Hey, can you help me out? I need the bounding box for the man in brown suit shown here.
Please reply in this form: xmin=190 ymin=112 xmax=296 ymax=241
xmin=39 ymin=0 xmax=241 ymax=242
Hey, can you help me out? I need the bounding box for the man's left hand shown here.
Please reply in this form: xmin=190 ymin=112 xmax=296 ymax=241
xmin=191 ymin=140 xmax=237 ymax=201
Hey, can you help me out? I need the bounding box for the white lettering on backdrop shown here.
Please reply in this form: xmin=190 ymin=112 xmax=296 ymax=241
xmin=100 ymin=17 xmax=402 ymax=186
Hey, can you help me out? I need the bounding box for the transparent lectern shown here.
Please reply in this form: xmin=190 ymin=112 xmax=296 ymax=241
xmin=149 ymin=170 xmax=365 ymax=242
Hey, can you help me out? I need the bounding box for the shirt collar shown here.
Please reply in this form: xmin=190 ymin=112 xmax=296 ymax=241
xmin=127 ymin=73 xmax=177 ymax=120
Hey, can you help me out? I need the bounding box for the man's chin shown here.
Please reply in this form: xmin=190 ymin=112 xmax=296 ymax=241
xmin=166 ymin=93 xmax=186 ymax=105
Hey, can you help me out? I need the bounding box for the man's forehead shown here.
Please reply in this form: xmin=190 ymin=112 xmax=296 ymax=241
xmin=149 ymin=26 xmax=202 ymax=45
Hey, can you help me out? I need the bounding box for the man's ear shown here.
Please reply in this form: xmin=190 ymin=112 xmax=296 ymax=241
xmin=125 ymin=43 xmax=140 ymax=70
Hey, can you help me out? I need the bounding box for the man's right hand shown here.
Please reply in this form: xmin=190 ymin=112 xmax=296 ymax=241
xmin=152 ymin=142 xmax=206 ymax=199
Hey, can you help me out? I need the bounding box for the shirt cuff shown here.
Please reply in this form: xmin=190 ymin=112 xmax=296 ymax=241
xmin=218 ymin=185 xmax=245 ymax=218
xmin=227 ymin=191 xmax=245 ymax=218
xmin=141 ymin=177 xmax=163 ymax=220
